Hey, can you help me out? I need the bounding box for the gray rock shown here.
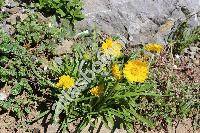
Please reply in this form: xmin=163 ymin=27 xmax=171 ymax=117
xmin=2 ymin=24 xmax=15 ymax=35
xmin=37 ymin=13 xmax=48 ymax=23
xmin=0 ymin=92 xmax=8 ymax=101
xmin=189 ymin=46 xmax=199 ymax=52
xmin=4 ymin=0 xmax=19 ymax=7
xmin=193 ymin=59 xmax=200 ymax=66
xmin=6 ymin=14 xmax=17 ymax=25
xmin=54 ymin=57 xmax=63 ymax=65
xmin=54 ymin=39 xmax=74 ymax=55
xmin=5 ymin=13 xmax=28 ymax=25
xmin=77 ymin=0 xmax=200 ymax=45
xmin=19 ymin=13 xmax=28 ymax=21
xmin=5 ymin=7 xmax=20 ymax=14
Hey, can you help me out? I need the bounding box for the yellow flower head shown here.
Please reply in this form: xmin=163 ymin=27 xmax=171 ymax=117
xmin=112 ymin=64 xmax=122 ymax=80
xmin=101 ymin=37 xmax=122 ymax=57
xmin=144 ymin=43 xmax=164 ymax=53
xmin=56 ymin=75 xmax=75 ymax=90
xmin=123 ymin=60 xmax=148 ymax=83
xmin=90 ymin=85 xmax=104 ymax=97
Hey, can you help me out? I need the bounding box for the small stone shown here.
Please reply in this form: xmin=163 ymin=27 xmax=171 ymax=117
xmin=0 ymin=92 xmax=8 ymax=101
xmin=19 ymin=14 xmax=28 ymax=21
xmin=184 ymin=56 xmax=190 ymax=63
xmin=175 ymin=54 xmax=180 ymax=59
xmin=6 ymin=14 xmax=17 ymax=25
xmin=54 ymin=57 xmax=63 ymax=65
xmin=48 ymin=22 xmax=52 ymax=28
xmin=184 ymin=48 xmax=189 ymax=54
xmin=37 ymin=13 xmax=48 ymax=23
xmin=194 ymin=53 xmax=200 ymax=59
xmin=193 ymin=59 xmax=200 ymax=66
xmin=55 ymin=40 xmax=74 ymax=55
xmin=3 ymin=24 xmax=15 ymax=35
xmin=173 ymin=65 xmax=178 ymax=69
xmin=5 ymin=0 xmax=19 ymax=7
xmin=187 ymin=63 xmax=193 ymax=67
xmin=6 ymin=7 xmax=20 ymax=14
xmin=189 ymin=46 xmax=198 ymax=52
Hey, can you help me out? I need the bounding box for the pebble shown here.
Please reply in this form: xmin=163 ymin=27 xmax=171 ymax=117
xmin=193 ymin=59 xmax=200 ymax=66
xmin=184 ymin=48 xmax=189 ymax=53
xmin=54 ymin=57 xmax=63 ymax=65
xmin=19 ymin=13 xmax=28 ymax=21
xmin=0 ymin=92 xmax=8 ymax=101
xmin=5 ymin=0 xmax=19 ymax=7
xmin=184 ymin=56 xmax=190 ymax=63
xmin=3 ymin=24 xmax=15 ymax=35
xmin=189 ymin=47 xmax=199 ymax=53
xmin=6 ymin=7 xmax=20 ymax=14
xmin=6 ymin=14 xmax=17 ymax=25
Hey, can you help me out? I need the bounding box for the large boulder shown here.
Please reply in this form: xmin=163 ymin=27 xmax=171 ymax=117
xmin=77 ymin=0 xmax=200 ymax=45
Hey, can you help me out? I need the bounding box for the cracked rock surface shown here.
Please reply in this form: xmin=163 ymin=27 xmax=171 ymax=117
xmin=77 ymin=0 xmax=200 ymax=45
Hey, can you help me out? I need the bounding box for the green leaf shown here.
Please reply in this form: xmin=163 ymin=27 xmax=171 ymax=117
xmin=57 ymin=9 xmax=66 ymax=17
xmin=112 ymin=92 xmax=169 ymax=99
xmin=180 ymin=101 xmax=192 ymax=118
xmin=132 ymin=111 xmax=155 ymax=128
xmin=108 ymin=109 xmax=124 ymax=119
xmin=76 ymin=117 xmax=89 ymax=132
xmin=11 ymin=82 xmax=23 ymax=95
xmin=11 ymin=79 xmax=32 ymax=95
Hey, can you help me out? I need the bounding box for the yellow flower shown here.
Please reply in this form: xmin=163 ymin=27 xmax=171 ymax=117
xmin=112 ymin=64 xmax=122 ymax=80
xmin=90 ymin=85 xmax=104 ymax=97
xmin=56 ymin=75 xmax=75 ymax=90
xmin=144 ymin=43 xmax=164 ymax=53
xmin=101 ymin=37 xmax=122 ymax=57
xmin=123 ymin=60 xmax=148 ymax=83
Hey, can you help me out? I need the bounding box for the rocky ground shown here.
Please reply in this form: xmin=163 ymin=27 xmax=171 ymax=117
xmin=0 ymin=0 xmax=199 ymax=133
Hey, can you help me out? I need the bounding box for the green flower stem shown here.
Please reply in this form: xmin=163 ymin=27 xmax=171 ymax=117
xmin=148 ymin=53 xmax=155 ymax=68
xmin=96 ymin=82 xmax=119 ymax=111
